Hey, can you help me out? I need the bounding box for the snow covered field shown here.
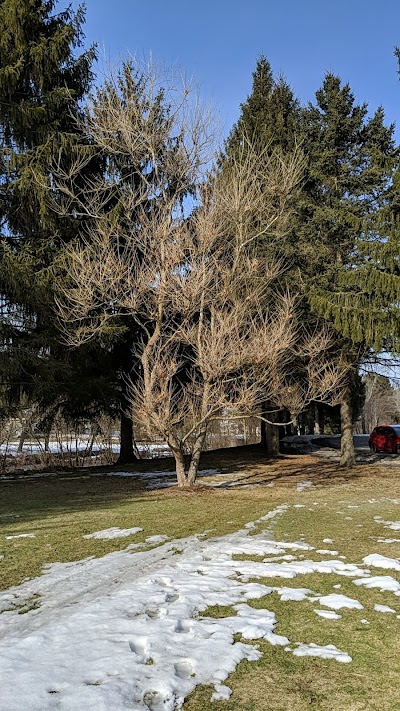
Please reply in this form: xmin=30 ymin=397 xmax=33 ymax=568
xmin=2 ymin=496 xmax=400 ymax=711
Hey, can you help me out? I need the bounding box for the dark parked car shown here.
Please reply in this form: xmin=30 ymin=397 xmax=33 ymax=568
xmin=369 ymin=425 xmax=400 ymax=453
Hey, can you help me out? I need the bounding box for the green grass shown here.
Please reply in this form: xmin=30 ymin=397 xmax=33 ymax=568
xmin=1 ymin=450 xmax=400 ymax=709
xmin=0 ymin=457 xmax=285 ymax=590
xmin=185 ymin=476 xmax=400 ymax=711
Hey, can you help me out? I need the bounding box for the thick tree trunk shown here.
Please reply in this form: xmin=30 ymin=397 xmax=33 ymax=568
xmin=118 ymin=409 xmax=135 ymax=464
xmin=187 ymin=430 xmax=207 ymax=485
xmin=260 ymin=401 xmax=280 ymax=456
xmin=290 ymin=413 xmax=299 ymax=436
xmin=173 ymin=449 xmax=187 ymax=488
xmin=266 ymin=418 xmax=280 ymax=456
xmin=340 ymin=388 xmax=355 ymax=467
xmin=307 ymin=405 xmax=315 ymax=435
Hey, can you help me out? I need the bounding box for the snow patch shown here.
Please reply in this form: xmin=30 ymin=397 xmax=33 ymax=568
xmin=354 ymin=575 xmax=400 ymax=595
xmin=374 ymin=604 xmax=396 ymax=613
xmin=317 ymin=594 xmax=363 ymax=610
xmin=83 ymin=527 xmax=143 ymax=540
xmin=314 ymin=610 xmax=341 ymax=620
xmin=0 ymin=506 xmax=359 ymax=710
xmin=363 ymin=554 xmax=400 ymax=572
xmin=211 ymin=684 xmax=232 ymax=702
xmin=286 ymin=642 xmax=351 ymax=663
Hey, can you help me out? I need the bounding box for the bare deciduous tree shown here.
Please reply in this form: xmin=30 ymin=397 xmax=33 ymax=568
xmin=361 ymin=373 xmax=398 ymax=433
xmin=53 ymin=60 xmax=346 ymax=486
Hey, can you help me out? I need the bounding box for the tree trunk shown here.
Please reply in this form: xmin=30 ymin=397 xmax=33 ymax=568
xmin=260 ymin=404 xmax=267 ymax=446
xmin=340 ymin=388 xmax=355 ymax=467
xmin=187 ymin=430 xmax=207 ymax=485
xmin=17 ymin=428 xmax=27 ymax=453
xmin=266 ymin=418 xmax=280 ymax=456
xmin=117 ymin=344 xmax=137 ymax=464
xmin=361 ymin=411 xmax=366 ymax=434
xmin=173 ymin=448 xmax=188 ymax=488
xmin=307 ymin=405 xmax=315 ymax=435
xmin=290 ymin=413 xmax=299 ymax=436
xmin=260 ymin=401 xmax=280 ymax=456
xmin=315 ymin=403 xmax=325 ymax=435
xmin=118 ymin=409 xmax=135 ymax=464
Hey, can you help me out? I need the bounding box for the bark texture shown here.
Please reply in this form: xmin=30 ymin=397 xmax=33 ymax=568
xmin=340 ymin=388 xmax=355 ymax=467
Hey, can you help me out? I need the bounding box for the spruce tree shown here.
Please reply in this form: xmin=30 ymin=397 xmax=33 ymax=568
xmin=299 ymin=74 xmax=399 ymax=465
xmin=225 ymin=62 xmax=399 ymax=466
xmin=0 ymin=2 xmax=123 ymax=452
xmin=222 ymin=56 xmax=305 ymax=454
xmin=226 ymin=56 xmax=300 ymax=157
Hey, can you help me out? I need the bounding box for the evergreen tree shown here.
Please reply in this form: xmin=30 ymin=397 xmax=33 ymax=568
xmin=225 ymin=61 xmax=399 ymax=466
xmin=299 ymin=74 xmax=399 ymax=465
xmin=225 ymin=56 xmax=300 ymax=156
xmin=222 ymin=56 xmax=307 ymax=454
xmin=0 ymin=2 xmax=124 ymax=452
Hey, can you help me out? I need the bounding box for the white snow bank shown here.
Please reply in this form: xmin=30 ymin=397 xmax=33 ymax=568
xmin=83 ymin=527 xmax=143 ymax=540
xmin=5 ymin=533 xmax=35 ymax=540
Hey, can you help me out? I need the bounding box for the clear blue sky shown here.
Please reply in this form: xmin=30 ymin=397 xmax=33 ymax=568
xmin=75 ymin=0 xmax=400 ymax=140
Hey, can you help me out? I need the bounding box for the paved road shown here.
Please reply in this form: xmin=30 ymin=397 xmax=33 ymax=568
xmin=316 ymin=434 xmax=370 ymax=452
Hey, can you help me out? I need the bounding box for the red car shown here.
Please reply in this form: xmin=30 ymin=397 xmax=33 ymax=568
xmin=369 ymin=425 xmax=400 ymax=453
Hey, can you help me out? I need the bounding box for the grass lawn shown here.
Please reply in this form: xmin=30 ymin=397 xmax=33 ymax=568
xmin=1 ymin=445 xmax=400 ymax=709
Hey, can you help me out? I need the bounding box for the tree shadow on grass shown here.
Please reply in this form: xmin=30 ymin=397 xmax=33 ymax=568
xmin=0 ymin=444 xmax=397 ymax=526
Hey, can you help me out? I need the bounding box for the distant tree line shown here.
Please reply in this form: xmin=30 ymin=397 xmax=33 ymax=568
xmin=1 ymin=1 xmax=400 ymax=484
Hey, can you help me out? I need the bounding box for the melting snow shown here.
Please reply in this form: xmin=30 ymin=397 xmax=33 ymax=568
xmin=363 ymin=554 xmax=400 ymax=572
xmin=286 ymin=642 xmax=351 ymax=663
xmin=317 ymin=594 xmax=363 ymax=610
xmin=83 ymin=527 xmax=144 ymax=540
xmin=314 ymin=610 xmax=342 ymax=620
xmin=5 ymin=533 xmax=36 ymax=540
xmin=0 ymin=504 xmax=361 ymax=710
xmin=353 ymin=576 xmax=400 ymax=595
xmin=375 ymin=519 xmax=400 ymax=531
xmin=0 ymin=501 xmax=397 ymax=709
xmin=374 ymin=604 xmax=396 ymax=613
